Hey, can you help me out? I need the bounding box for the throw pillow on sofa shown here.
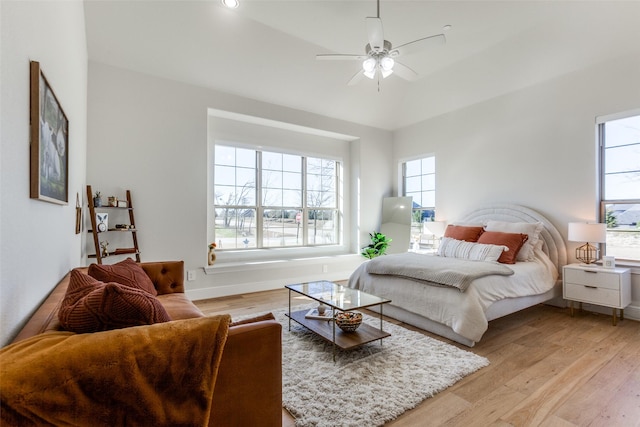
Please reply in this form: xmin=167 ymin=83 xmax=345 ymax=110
xmin=88 ymin=258 xmax=158 ymax=295
xmin=59 ymin=269 xmax=171 ymax=333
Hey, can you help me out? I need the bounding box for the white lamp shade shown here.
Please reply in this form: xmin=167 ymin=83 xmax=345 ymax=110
xmin=568 ymin=222 xmax=606 ymax=243
xmin=380 ymin=56 xmax=395 ymax=71
xmin=423 ymin=221 xmax=447 ymax=238
xmin=362 ymin=58 xmax=376 ymax=72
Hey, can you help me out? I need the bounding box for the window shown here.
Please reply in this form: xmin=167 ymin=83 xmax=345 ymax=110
xmin=213 ymin=144 xmax=340 ymax=250
xmin=403 ymin=156 xmax=436 ymax=249
xmin=598 ymin=111 xmax=640 ymax=262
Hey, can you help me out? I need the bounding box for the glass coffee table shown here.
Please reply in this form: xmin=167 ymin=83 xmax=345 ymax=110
xmin=285 ymin=281 xmax=391 ymax=360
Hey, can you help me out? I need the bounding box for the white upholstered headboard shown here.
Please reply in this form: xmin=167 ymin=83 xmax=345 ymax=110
xmin=458 ymin=204 xmax=567 ymax=276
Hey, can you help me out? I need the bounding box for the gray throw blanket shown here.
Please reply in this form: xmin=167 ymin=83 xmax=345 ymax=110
xmin=365 ymin=252 xmax=514 ymax=292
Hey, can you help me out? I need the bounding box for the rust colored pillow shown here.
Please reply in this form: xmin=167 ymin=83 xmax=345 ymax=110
xmin=443 ymin=225 xmax=485 ymax=242
xmin=230 ymin=312 xmax=275 ymax=327
xmin=477 ymin=231 xmax=529 ymax=264
xmin=59 ymin=269 xmax=171 ymax=333
xmin=88 ymin=258 xmax=157 ymax=296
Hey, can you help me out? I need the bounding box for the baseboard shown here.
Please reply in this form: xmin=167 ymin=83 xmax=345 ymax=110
xmin=578 ymin=302 xmax=640 ymax=321
xmin=186 ymin=271 xmax=352 ymax=301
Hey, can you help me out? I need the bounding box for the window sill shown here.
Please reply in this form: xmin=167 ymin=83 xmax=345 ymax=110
xmin=203 ymin=252 xmax=361 ymax=275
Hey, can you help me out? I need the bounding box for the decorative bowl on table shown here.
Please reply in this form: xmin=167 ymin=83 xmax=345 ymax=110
xmin=334 ymin=311 xmax=363 ymax=332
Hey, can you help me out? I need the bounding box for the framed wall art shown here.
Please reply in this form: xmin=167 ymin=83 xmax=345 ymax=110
xmin=30 ymin=61 xmax=69 ymax=205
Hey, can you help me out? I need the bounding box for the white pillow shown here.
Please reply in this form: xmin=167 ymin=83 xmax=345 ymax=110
xmin=438 ymin=237 xmax=507 ymax=262
xmin=484 ymin=220 xmax=543 ymax=262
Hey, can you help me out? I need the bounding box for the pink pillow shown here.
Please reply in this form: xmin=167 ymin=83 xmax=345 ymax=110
xmin=477 ymin=231 xmax=528 ymax=264
xmin=443 ymin=225 xmax=484 ymax=242
xmin=88 ymin=258 xmax=157 ymax=296
xmin=59 ymin=269 xmax=171 ymax=333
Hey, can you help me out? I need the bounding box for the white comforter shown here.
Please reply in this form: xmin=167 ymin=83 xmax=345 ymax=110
xmin=347 ymin=248 xmax=558 ymax=342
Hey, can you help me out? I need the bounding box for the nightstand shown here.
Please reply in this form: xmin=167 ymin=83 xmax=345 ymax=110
xmin=563 ymin=263 xmax=631 ymax=325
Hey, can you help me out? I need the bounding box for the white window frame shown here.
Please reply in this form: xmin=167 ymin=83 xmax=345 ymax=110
xmin=402 ymin=155 xmax=436 ymax=220
xmin=401 ymin=155 xmax=436 ymax=251
xmin=213 ymin=144 xmax=341 ymax=251
xmin=597 ymin=108 xmax=640 ymax=263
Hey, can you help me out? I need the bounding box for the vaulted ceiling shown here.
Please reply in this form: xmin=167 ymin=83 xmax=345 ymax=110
xmin=84 ymin=0 xmax=640 ymax=131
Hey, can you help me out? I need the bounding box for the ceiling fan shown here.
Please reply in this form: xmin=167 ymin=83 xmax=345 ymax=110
xmin=316 ymin=0 xmax=446 ymax=87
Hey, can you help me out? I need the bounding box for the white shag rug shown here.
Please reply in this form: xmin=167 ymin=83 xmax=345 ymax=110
xmin=245 ymin=306 xmax=489 ymax=427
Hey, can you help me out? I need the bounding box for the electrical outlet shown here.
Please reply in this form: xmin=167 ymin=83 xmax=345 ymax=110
xmin=322 ymin=264 xmax=328 ymax=273
xmin=187 ymin=270 xmax=196 ymax=281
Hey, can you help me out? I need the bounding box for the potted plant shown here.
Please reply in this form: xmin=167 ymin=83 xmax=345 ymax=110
xmin=93 ymin=192 xmax=102 ymax=207
xmin=361 ymin=232 xmax=392 ymax=259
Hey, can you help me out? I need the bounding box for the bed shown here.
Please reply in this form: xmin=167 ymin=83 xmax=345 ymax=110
xmin=348 ymin=204 xmax=567 ymax=347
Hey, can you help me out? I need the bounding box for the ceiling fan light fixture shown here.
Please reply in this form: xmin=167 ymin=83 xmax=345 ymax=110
xmin=221 ymin=0 xmax=239 ymax=9
xmin=363 ymin=69 xmax=376 ymax=79
xmin=380 ymin=56 xmax=394 ymax=71
xmin=362 ymin=57 xmax=376 ymax=72
xmin=381 ymin=68 xmax=393 ymax=78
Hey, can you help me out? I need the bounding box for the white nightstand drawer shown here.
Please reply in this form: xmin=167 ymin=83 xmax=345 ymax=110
xmin=564 ymin=268 xmax=620 ymax=290
xmin=564 ymin=283 xmax=621 ymax=307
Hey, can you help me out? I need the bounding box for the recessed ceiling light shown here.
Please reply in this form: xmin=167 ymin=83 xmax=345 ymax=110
xmin=443 ymin=24 xmax=452 ymax=31
xmin=222 ymin=0 xmax=239 ymax=9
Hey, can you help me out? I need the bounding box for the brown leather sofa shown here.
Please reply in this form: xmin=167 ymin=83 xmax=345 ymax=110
xmin=10 ymin=260 xmax=282 ymax=427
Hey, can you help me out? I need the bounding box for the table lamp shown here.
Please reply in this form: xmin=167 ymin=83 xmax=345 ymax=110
xmin=423 ymin=221 xmax=447 ymax=238
xmin=568 ymin=222 xmax=606 ymax=264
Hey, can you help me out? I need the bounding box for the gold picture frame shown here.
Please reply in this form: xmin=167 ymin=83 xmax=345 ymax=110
xmin=30 ymin=61 xmax=69 ymax=205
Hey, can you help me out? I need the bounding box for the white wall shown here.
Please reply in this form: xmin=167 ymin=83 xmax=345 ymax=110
xmin=0 ymin=0 xmax=87 ymax=346
xmin=86 ymin=62 xmax=392 ymax=300
xmin=393 ymin=53 xmax=640 ymax=317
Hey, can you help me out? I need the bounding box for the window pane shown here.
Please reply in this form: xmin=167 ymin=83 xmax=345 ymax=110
xmin=422 ymin=190 xmax=435 ymax=208
xmin=605 ymin=144 xmax=640 ymax=175
xmin=263 ymin=169 xmax=283 ymax=189
xmin=404 ymin=156 xmax=435 ymax=216
xmin=405 ymin=176 xmax=421 ymax=193
xmin=422 ymin=174 xmax=435 ymax=191
xmin=603 ymin=115 xmax=640 ymax=201
xmin=282 ymin=155 xmax=301 ymax=172
xmin=405 ymin=159 xmax=421 ymax=177
xmin=236 ymin=167 xmax=255 ymax=189
xmin=406 ymin=191 xmax=422 ymax=207
xmin=262 ymin=209 xmax=300 ymax=247
xmin=215 ymin=165 xmax=236 ymax=186
xmin=605 ymin=172 xmax=640 ymax=200
xmin=283 ymin=172 xmax=302 ymax=190
xmin=422 ymin=157 xmax=435 ymax=174
xmin=263 ymin=189 xmax=282 ymax=206
xmin=308 ymin=209 xmax=337 ymax=244
xmin=214 ymin=208 xmax=256 ymax=250
xmin=262 ymin=151 xmax=282 ymax=170
xmin=282 ymin=189 xmax=301 ymax=206
xmin=604 ymin=203 xmax=640 ymax=260
xmin=604 ymin=116 xmax=640 ymax=148
xmin=236 ymin=148 xmax=255 ymax=168
xmin=215 ymin=145 xmax=236 ymax=166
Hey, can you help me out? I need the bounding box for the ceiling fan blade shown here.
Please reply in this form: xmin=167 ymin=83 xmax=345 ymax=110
xmin=316 ymin=54 xmax=367 ymax=61
xmin=393 ymin=62 xmax=419 ymax=81
xmin=366 ymin=17 xmax=384 ymax=52
xmin=347 ymin=70 xmax=365 ymax=86
xmin=390 ymin=34 xmax=445 ymax=57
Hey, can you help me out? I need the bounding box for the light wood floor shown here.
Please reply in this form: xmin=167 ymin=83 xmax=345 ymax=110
xmin=195 ymin=288 xmax=640 ymax=427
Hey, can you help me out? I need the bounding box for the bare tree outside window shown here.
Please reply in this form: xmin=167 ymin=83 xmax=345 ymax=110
xmin=213 ymin=145 xmax=340 ymax=250
xmin=214 ymin=146 xmax=257 ymax=249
